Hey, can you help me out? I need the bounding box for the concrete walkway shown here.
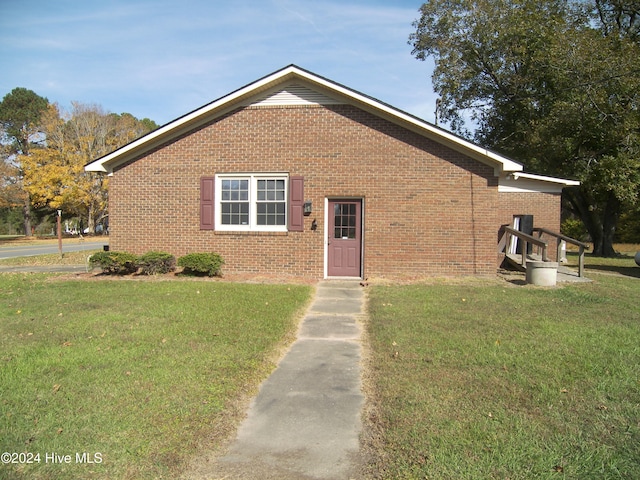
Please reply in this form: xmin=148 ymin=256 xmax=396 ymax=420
xmin=200 ymin=280 xmax=365 ymax=479
xmin=557 ymin=264 xmax=592 ymax=283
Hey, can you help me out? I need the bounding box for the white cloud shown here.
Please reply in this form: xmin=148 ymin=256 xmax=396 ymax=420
xmin=0 ymin=0 xmax=436 ymax=125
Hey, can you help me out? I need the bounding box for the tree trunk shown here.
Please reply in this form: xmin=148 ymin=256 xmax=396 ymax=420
xmin=600 ymin=192 xmax=619 ymax=257
xmin=22 ymin=198 xmax=32 ymax=237
xmin=589 ymin=194 xmax=618 ymax=257
xmin=87 ymin=204 xmax=96 ymax=235
xmin=565 ymin=187 xmax=619 ymax=257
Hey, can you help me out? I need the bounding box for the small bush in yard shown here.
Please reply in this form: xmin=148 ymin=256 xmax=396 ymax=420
xmin=138 ymin=251 xmax=176 ymax=275
xmin=178 ymin=252 xmax=224 ymax=277
xmin=89 ymin=251 xmax=139 ymax=275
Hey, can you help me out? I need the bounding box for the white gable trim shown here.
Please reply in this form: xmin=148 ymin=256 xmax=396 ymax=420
xmin=85 ymin=65 xmax=524 ymax=174
xmin=286 ymin=67 xmax=524 ymax=174
xmin=499 ymin=172 xmax=580 ymax=193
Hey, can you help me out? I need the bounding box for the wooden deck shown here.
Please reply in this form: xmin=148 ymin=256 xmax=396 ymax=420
xmin=500 ymin=226 xmax=588 ymax=278
xmin=504 ymin=253 xmax=589 ymax=282
xmin=505 ymin=252 xmax=540 ymax=272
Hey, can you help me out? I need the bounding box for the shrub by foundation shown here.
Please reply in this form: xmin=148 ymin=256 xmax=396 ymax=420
xmin=138 ymin=251 xmax=176 ymax=275
xmin=89 ymin=251 xmax=139 ymax=275
xmin=177 ymin=253 xmax=224 ymax=277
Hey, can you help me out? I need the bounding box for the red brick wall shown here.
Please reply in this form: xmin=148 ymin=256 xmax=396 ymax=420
xmin=498 ymin=191 xmax=562 ymax=262
xmin=109 ymin=104 xmax=502 ymax=279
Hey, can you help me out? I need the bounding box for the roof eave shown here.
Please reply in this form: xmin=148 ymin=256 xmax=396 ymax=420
xmin=499 ymin=171 xmax=580 ymax=194
xmin=287 ymin=67 xmax=523 ymax=175
xmin=84 ymin=65 xmax=524 ymax=175
xmin=85 ymin=66 xmax=303 ymax=173
xmin=512 ymin=172 xmax=580 ymax=186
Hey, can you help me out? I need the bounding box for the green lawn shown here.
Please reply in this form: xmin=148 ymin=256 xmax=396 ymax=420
xmin=0 ymin=274 xmax=312 ymax=479
xmin=364 ymin=268 xmax=640 ymax=479
xmin=0 ymin=250 xmax=100 ymax=267
xmin=2 ymin=250 xmax=639 ymax=479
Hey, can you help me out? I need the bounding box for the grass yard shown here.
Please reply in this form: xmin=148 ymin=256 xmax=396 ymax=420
xmin=0 ymin=250 xmax=101 ymax=267
xmin=0 ymin=274 xmax=312 ymax=479
xmin=363 ymin=259 xmax=640 ymax=479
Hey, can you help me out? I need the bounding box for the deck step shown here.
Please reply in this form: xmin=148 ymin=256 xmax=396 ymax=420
xmin=505 ymin=253 xmax=542 ymax=271
xmin=504 ymin=253 xmax=586 ymax=282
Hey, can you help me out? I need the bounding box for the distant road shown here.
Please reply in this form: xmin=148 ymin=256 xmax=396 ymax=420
xmin=0 ymin=239 xmax=108 ymax=259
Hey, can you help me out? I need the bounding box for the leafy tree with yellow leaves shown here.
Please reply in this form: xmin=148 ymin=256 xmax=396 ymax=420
xmin=21 ymin=102 xmax=157 ymax=233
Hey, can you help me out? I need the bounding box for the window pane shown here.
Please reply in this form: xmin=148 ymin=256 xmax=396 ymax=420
xmin=221 ymin=202 xmax=249 ymax=225
xmin=333 ymin=203 xmax=357 ymax=238
xmin=257 ymin=180 xmax=265 ymax=201
xmin=257 ymin=201 xmax=285 ymax=226
xmin=221 ymin=179 xmax=249 ymax=223
xmin=222 ymin=179 xmax=249 ymax=200
xmin=220 ymin=176 xmax=286 ymax=229
xmin=221 ymin=203 xmax=232 ymax=224
xmin=221 ymin=180 xmax=231 ymax=200
xmin=257 ymin=178 xmax=285 ymax=203
xmin=239 ymin=180 xmax=248 ymax=200
xmin=255 ymin=177 xmax=286 ymax=226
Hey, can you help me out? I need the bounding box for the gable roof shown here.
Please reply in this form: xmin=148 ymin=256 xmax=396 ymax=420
xmin=85 ymin=65 xmax=527 ymax=175
xmin=84 ymin=65 xmax=540 ymax=179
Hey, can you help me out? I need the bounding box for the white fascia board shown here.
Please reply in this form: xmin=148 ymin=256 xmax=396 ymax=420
xmin=499 ymin=172 xmax=580 ymax=193
xmin=290 ymin=67 xmax=524 ymax=174
xmin=85 ymin=67 xmax=301 ymax=173
xmin=511 ymin=172 xmax=580 ymax=185
xmin=85 ymin=65 xmax=524 ymax=175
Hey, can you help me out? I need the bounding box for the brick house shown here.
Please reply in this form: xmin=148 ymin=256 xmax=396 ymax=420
xmin=85 ymin=65 xmax=578 ymax=280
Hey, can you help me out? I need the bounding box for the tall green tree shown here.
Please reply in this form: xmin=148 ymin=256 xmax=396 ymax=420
xmin=0 ymin=88 xmax=49 ymax=235
xmin=410 ymin=0 xmax=640 ymax=256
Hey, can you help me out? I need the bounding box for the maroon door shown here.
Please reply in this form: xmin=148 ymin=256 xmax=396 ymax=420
xmin=327 ymin=200 xmax=362 ymax=277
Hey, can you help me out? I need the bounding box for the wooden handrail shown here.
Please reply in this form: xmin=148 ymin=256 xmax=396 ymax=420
xmin=532 ymin=227 xmax=589 ymax=248
xmin=502 ymin=226 xmax=549 ymax=267
xmin=532 ymin=227 xmax=587 ymax=277
xmin=503 ymin=227 xmax=548 ymax=249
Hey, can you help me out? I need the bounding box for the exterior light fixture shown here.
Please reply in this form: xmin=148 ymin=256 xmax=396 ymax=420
xmin=303 ymin=201 xmax=312 ymax=215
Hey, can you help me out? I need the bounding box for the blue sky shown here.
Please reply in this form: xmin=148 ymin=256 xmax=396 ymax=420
xmin=0 ymin=0 xmax=437 ymax=127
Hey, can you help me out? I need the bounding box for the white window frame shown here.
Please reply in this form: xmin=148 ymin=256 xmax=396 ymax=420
xmin=215 ymin=173 xmax=289 ymax=232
